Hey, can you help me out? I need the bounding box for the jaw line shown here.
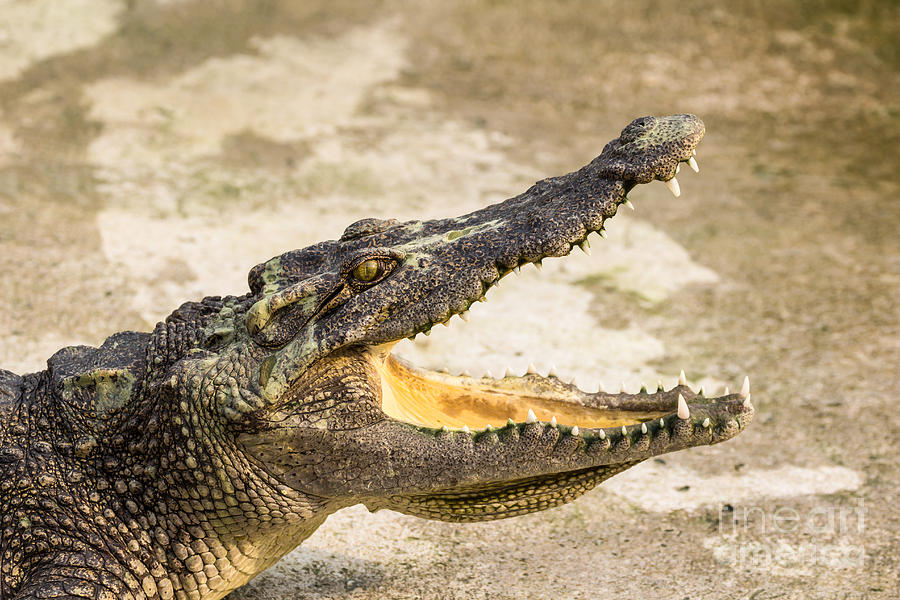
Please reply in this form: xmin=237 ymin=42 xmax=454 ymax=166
xmin=367 ymin=342 xmax=753 ymax=440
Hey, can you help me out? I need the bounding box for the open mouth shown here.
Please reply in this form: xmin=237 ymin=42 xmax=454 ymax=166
xmin=369 ymin=150 xmax=753 ymax=444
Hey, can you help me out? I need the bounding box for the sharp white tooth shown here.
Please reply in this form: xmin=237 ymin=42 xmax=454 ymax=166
xmin=740 ymin=376 xmax=750 ymax=398
xmin=664 ymin=177 xmax=681 ymax=197
xmin=579 ymin=240 xmax=591 ymax=256
xmin=485 ymin=424 xmax=493 ymax=431
xmin=743 ymin=393 xmax=752 ymax=409
xmin=659 ymin=418 xmax=665 ymax=427
xmin=567 ymin=376 xmax=576 ymax=386
xmin=548 ymin=365 xmax=559 ymax=378
xmin=484 ymin=370 xmax=494 ymax=379
xmin=441 ymin=425 xmax=449 ymax=432
xmin=688 ymin=156 xmax=699 ymax=173
xmin=597 ymin=382 xmax=605 ymax=393
xmin=621 ymin=425 xmax=628 ymax=436
xmin=495 ymin=278 xmax=501 ymax=288
xmin=598 ymin=229 xmax=608 ymax=238
xmin=657 ymin=380 xmax=664 ymax=392
xmin=677 ymin=394 xmax=690 ymax=419
xmin=507 ymin=418 xmax=516 ymax=427
xmin=702 ymin=418 xmax=711 ymax=428
xmin=423 ymin=329 xmax=431 ymax=336
xmin=534 ymin=261 xmax=543 ymax=271
xmin=526 ymin=363 xmax=538 ymax=374
xmin=598 ymin=428 xmax=606 ymax=439
xmin=678 ymin=370 xmax=687 ymax=386
xmin=438 ymin=367 xmax=449 ymax=373
xmin=692 ymin=148 xmax=697 ymax=156
xmin=504 ymin=367 xmax=515 ymax=378
xmin=526 ymin=409 xmax=538 ymax=424
xmin=676 ymin=163 xmax=681 ymax=174
xmin=461 ymin=425 xmax=470 ymax=434
xmin=724 ymin=386 xmax=730 ymax=396
xmin=460 ymin=370 xmax=471 ymax=377
xmin=641 ymin=423 xmax=648 ymax=434
xmin=460 ymin=311 xmax=470 ymax=322
xmin=514 ymin=266 xmax=521 ymax=275
xmin=698 ymin=385 xmax=705 ymax=396
xmin=550 ymin=416 xmax=558 ymax=427
xmin=571 ymin=426 xmax=580 ymax=436
xmin=625 ymin=199 xmax=635 ymax=210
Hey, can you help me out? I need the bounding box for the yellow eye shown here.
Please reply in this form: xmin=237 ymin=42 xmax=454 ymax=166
xmin=351 ymin=259 xmax=383 ymax=283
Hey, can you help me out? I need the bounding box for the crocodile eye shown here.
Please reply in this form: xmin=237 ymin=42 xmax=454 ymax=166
xmin=350 ymin=257 xmax=397 ymax=285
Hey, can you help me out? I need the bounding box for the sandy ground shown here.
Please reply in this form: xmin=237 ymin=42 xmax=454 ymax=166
xmin=0 ymin=1 xmax=897 ymax=598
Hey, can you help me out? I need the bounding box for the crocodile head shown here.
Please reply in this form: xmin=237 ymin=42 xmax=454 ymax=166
xmin=189 ymin=114 xmax=752 ymax=521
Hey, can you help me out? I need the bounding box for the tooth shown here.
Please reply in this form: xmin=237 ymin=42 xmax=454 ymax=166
xmin=460 ymin=311 xmax=470 ymax=322
xmin=567 ymin=376 xmax=576 ymax=386
xmin=578 ymin=241 xmax=591 ymax=256
xmin=659 ymin=418 xmax=665 ymax=427
xmin=514 ymin=266 xmax=521 ymax=274
xmin=438 ymin=367 xmax=449 ymax=373
xmin=621 ymin=425 xmax=628 ymax=436
xmin=460 ymin=370 xmax=471 ymax=377
xmin=677 ymin=394 xmax=690 ymax=419
xmin=641 ymin=423 xmax=648 ymax=434
xmin=740 ymin=376 xmax=750 ymax=398
xmin=678 ymin=370 xmax=687 ymax=386
xmin=461 ymin=425 xmax=470 ymax=434
xmin=698 ymin=385 xmax=705 ymax=396
xmin=548 ymin=365 xmax=559 ymax=378
xmin=478 ymin=296 xmax=486 ymax=302
xmin=625 ymin=199 xmax=635 ymax=210
xmin=534 ymin=261 xmax=543 ymax=271
xmin=441 ymin=321 xmax=449 ymax=327
xmin=550 ymin=416 xmax=558 ymax=427
xmin=620 ymin=381 xmax=627 ymax=393
xmin=640 ymin=383 xmax=648 ymax=394
xmin=688 ymin=156 xmax=699 ymax=172
xmin=657 ymin=380 xmax=664 ymax=392
xmin=526 ymin=363 xmax=538 ymax=374
xmin=702 ymin=418 xmax=711 ymax=428
xmin=507 ymin=418 xmax=516 ymax=427
xmin=571 ymin=426 xmax=580 ymax=436
xmin=597 ymin=382 xmax=604 ymax=393
xmin=504 ymin=367 xmax=515 ymax=378
xmin=598 ymin=429 xmax=606 ymax=439
xmin=423 ymin=328 xmax=432 ymax=336
xmin=743 ymin=393 xmax=752 ymax=409
xmin=724 ymin=386 xmax=730 ymax=396
xmin=664 ymin=177 xmax=681 ymax=197
xmin=692 ymin=148 xmax=697 ymax=156
xmin=526 ymin=409 xmax=538 ymax=424
xmin=598 ymin=229 xmax=608 ymax=238
xmin=485 ymin=424 xmax=493 ymax=431
xmin=441 ymin=425 xmax=449 ymax=432
xmin=676 ymin=163 xmax=681 ymax=174
xmin=484 ymin=370 xmax=494 ymax=379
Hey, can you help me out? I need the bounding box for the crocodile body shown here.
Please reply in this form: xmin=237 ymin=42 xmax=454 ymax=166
xmin=0 ymin=114 xmax=753 ymax=600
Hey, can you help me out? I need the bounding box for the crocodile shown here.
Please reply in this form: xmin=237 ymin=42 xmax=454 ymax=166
xmin=0 ymin=114 xmax=753 ymax=600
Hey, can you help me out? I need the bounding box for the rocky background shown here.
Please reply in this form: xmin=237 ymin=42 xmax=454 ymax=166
xmin=0 ymin=1 xmax=896 ymax=598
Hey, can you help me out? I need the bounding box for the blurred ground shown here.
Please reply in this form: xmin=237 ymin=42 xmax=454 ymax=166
xmin=0 ymin=1 xmax=897 ymax=598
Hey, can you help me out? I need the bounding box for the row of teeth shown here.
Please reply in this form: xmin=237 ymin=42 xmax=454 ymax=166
xmin=433 ymin=376 xmax=751 ymax=436
xmin=409 ymin=150 xmax=700 ymax=338
xmin=442 ymin=366 xmax=746 ymax=397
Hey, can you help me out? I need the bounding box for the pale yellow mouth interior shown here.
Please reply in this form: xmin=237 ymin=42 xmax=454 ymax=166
xmin=375 ymin=352 xmax=668 ymax=430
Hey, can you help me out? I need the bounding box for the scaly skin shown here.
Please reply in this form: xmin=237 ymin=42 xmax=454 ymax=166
xmin=0 ymin=114 xmax=753 ymax=600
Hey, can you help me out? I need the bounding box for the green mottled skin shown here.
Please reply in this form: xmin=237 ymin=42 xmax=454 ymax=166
xmin=0 ymin=115 xmax=753 ymax=600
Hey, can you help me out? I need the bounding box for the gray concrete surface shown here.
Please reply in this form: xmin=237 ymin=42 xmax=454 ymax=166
xmin=0 ymin=1 xmax=896 ymax=598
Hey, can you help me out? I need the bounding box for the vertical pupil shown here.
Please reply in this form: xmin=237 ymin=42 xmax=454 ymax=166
xmin=357 ymin=260 xmax=379 ymax=281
